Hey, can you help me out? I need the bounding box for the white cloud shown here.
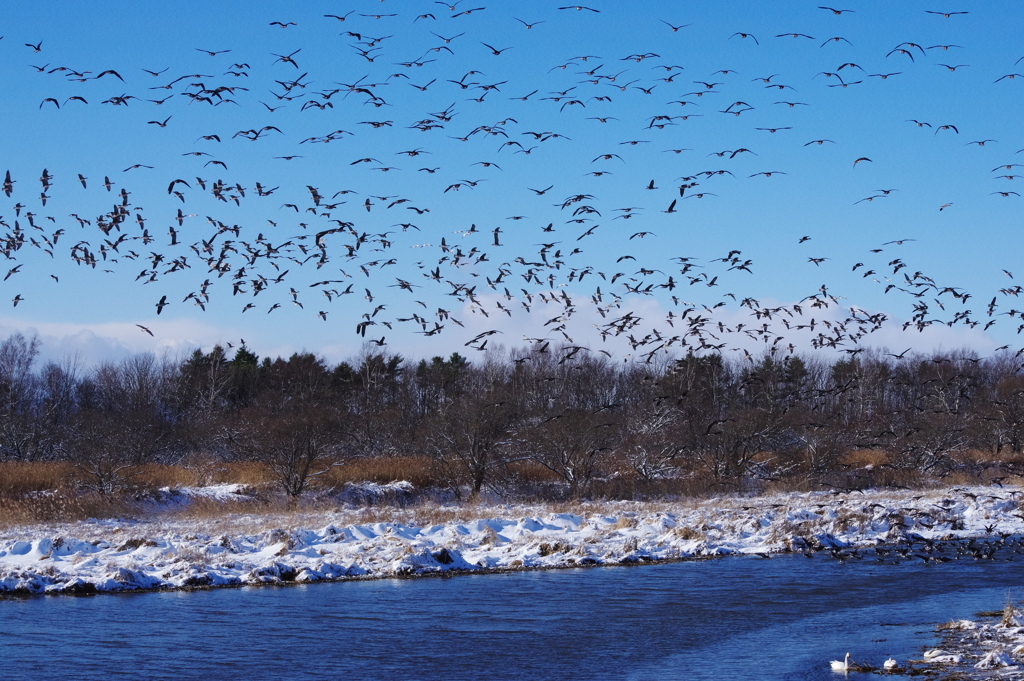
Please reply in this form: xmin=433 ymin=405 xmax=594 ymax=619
xmin=0 ymin=316 xmax=237 ymax=367
xmin=0 ymin=291 xmax=1010 ymax=371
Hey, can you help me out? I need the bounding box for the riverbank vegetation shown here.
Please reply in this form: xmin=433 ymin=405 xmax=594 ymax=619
xmin=1 ymin=331 xmax=1023 ymax=523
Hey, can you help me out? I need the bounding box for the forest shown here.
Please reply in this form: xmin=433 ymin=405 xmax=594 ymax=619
xmin=1 ymin=331 xmax=1023 ymax=517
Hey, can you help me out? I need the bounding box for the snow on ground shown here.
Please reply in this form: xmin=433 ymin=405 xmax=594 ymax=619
xmin=151 ymin=483 xmax=253 ymax=504
xmin=893 ymin=608 xmax=1024 ymax=678
xmin=0 ymin=484 xmax=1021 ymax=595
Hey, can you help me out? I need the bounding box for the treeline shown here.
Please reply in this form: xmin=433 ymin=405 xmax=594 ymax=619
xmin=1 ymin=332 xmax=1023 ymax=504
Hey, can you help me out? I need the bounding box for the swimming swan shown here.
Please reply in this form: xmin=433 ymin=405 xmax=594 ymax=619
xmin=830 ymin=652 xmax=850 ymax=671
xmin=883 ymin=658 xmax=897 ymax=670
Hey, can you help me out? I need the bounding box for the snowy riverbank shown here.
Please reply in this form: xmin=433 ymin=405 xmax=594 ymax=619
xmin=1 ymin=484 xmax=1022 ymax=595
xmin=897 ymin=607 xmax=1024 ymax=678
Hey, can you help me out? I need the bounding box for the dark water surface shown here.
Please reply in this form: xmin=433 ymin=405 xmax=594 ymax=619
xmin=3 ymin=554 xmax=1022 ymax=680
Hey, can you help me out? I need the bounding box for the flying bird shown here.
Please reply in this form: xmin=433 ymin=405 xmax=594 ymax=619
xmin=660 ymin=20 xmax=691 ymax=31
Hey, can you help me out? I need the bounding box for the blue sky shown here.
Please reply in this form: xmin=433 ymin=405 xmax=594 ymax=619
xmin=1 ymin=1 xmax=1021 ymax=365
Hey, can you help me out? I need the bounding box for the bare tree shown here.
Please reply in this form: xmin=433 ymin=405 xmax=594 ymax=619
xmin=174 ymin=346 xmax=232 ymax=412
xmin=0 ymin=333 xmax=44 ymax=461
xmin=67 ymin=408 xmax=172 ymax=497
xmin=989 ymin=373 xmax=1024 ymax=454
xmin=523 ymin=409 xmax=620 ymax=498
xmin=428 ymin=395 xmax=518 ymax=499
xmin=235 ymin=405 xmax=348 ymax=508
xmin=0 ymin=332 xmax=40 ymax=414
xmin=618 ymin=406 xmax=682 ymax=481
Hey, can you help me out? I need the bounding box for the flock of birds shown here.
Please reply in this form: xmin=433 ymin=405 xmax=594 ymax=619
xmin=747 ymin=483 xmax=1024 ymax=673
xmin=814 ymin=485 xmax=1022 ymax=673
xmin=749 ymin=488 xmax=1024 ymax=564
xmin=2 ymin=3 xmax=1023 ymax=363
xmin=813 ymin=524 xmax=1024 ymax=564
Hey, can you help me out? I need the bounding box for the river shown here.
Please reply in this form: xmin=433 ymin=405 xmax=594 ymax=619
xmin=3 ymin=552 xmax=1022 ymax=680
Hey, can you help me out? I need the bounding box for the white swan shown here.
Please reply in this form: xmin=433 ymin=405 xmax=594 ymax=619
xmin=830 ymin=652 xmax=850 ymax=671
xmin=883 ymin=657 xmax=897 ymax=670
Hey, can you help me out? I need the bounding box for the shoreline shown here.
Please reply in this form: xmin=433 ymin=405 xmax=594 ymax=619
xmin=896 ymin=606 xmax=1024 ymax=678
xmin=2 ymin=484 xmax=1022 ymax=597
xmin=0 ymin=552 xmax=717 ymax=599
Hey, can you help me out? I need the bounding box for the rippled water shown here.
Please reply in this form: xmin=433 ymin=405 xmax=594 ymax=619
xmin=3 ymin=553 xmax=1023 ymax=680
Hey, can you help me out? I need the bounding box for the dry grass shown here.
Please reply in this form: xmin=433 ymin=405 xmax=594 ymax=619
xmin=217 ymin=462 xmax=276 ymax=486
xmin=0 ymin=445 xmax=1016 ymax=528
xmin=503 ymin=460 xmax=564 ymax=483
xmin=319 ymin=455 xmax=437 ymax=489
xmin=159 ymin=494 xmax=275 ymax=522
xmin=175 ymin=499 xmax=502 ymax=536
xmin=0 ymin=461 xmax=224 ymax=493
xmin=839 ymin=449 xmax=890 ymax=468
xmin=613 ymin=516 xmax=635 ymax=530
xmin=0 ymin=461 xmax=80 ymax=495
xmin=0 ymin=479 xmax=978 ymax=542
xmin=130 ymin=464 xmax=197 ymax=489
xmin=0 ymin=457 xmax=443 ymax=526
xmin=0 ymin=489 xmax=132 ymax=527
xmin=671 ymin=525 xmax=704 ymax=541
xmin=377 ymin=502 xmax=486 ymax=527
xmin=0 ymin=462 xmax=123 ymax=527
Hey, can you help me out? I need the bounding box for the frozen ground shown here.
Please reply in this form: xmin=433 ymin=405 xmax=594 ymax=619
xmin=1 ymin=483 xmax=1021 ymax=596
